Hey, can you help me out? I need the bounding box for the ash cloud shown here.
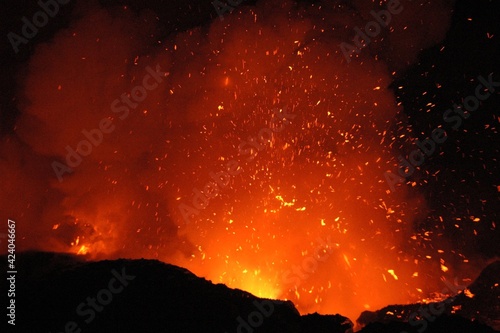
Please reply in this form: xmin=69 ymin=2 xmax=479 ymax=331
xmin=1 ymin=0 xmax=458 ymax=320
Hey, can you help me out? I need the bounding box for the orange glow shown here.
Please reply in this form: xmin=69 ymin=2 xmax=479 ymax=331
xmin=77 ymin=245 xmax=90 ymax=255
xmin=4 ymin=0 xmax=481 ymax=324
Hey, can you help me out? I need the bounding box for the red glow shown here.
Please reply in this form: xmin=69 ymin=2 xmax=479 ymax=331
xmin=2 ymin=0 xmax=483 ymax=323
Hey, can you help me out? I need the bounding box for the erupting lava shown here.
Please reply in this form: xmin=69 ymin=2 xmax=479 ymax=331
xmin=2 ymin=0 xmax=486 ymax=322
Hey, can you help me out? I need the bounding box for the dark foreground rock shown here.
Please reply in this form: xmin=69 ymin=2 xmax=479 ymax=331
xmin=357 ymin=260 xmax=500 ymax=333
xmin=3 ymin=252 xmax=351 ymax=333
xmin=2 ymin=252 xmax=498 ymax=333
xmin=359 ymin=315 xmax=498 ymax=333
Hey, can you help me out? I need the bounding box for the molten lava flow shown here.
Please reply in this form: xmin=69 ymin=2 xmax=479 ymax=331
xmin=3 ymin=0 xmax=483 ymax=323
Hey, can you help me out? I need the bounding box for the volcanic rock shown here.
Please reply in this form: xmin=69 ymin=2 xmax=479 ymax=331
xmin=356 ymin=260 xmax=500 ymax=332
xmin=3 ymin=252 xmax=352 ymax=333
xmin=3 ymin=252 xmax=498 ymax=333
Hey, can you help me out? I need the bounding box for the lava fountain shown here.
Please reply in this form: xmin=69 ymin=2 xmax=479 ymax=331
xmin=1 ymin=0 xmax=479 ymax=322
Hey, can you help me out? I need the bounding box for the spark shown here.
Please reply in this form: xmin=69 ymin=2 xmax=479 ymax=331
xmin=387 ymin=269 xmax=398 ymax=280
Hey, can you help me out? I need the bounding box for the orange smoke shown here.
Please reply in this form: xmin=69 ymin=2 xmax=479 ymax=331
xmin=0 ymin=0 xmax=467 ymax=322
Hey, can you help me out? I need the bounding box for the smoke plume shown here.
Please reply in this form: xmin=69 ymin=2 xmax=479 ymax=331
xmin=1 ymin=0 xmax=460 ymax=321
